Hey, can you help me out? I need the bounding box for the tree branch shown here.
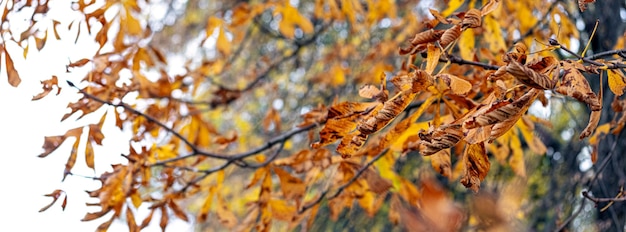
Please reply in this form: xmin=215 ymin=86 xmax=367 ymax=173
xmin=299 ymin=148 xmax=390 ymax=213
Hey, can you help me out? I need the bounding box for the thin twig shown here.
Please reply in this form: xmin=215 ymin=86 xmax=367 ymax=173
xmin=66 ymin=81 xmax=230 ymax=160
xmin=553 ymin=198 xmax=586 ymax=232
xmin=583 ymin=191 xmax=626 ymax=203
xmin=299 ymin=148 xmax=390 ymax=213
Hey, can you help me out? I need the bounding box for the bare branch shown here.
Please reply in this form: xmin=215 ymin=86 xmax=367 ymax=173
xmin=299 ymin=148 xmax=390 ymax=213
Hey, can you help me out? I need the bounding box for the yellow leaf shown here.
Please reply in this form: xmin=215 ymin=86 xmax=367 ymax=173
xmin=516 ymin=117 xmax=547 ymax=154
xmin=459 ymin=29 xmax=475 ymax=60
xmin=276 ymin=4 xmax=314 ymax=39
xmin=217 ymin=26 xmax=231 ymax=56
xmin=589 ymin=123 xmax=611 ymax=145
xmin=268 ymin=199 xmax=296 ymax=221
xmin=483 ymin=16 xmax=506 ymax=52
xmin=442 ymin=0 xmax=464 ymax=16
xmin=608 ymin=69 xmax=626 ymax=96
xmin=508 ymin=134 xmax=526 ymax=177
xmin=425 ymin=43 xmax=441 ymax=75
xmin=198 ymin=186 xmax=216 ymax=222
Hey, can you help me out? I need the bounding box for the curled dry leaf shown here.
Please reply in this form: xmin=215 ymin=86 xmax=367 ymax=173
xmin=465 ymin=89 xmax=540 ymax=129
xmin=580 ymin=109 xmax=601 ymax=139
xmin=461 ymin=9 xmax=482 ymax=30
xmin=418 ymin=124 xmax=464 ymax=156
xmin=429 ymin=9 xmax=450 ymax=25
xmin=440 ymin=24 xmax=462 ymax=49
xmin=505 ymin=54 xmax=556 ymax=90
xmin=399 ymin=30 xmax=443 ymax=55
xmin=460 ymin=142 xmax=490 ymax=192
xmin=556 ymin=60 xmax=601 ymax=111
xmin=391 ymin=69 xmax=434 ymax=93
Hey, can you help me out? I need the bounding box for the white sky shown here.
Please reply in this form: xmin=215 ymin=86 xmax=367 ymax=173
xmin=0 ymin=1 xmax=191 ymax=231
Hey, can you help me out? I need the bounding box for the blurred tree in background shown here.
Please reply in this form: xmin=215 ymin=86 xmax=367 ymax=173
xmin=2 ymin=0 xmax=626 ymax=231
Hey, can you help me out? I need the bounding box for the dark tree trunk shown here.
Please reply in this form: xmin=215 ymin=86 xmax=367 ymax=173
xmin=581 ymin=1 xmax=626 ymax=231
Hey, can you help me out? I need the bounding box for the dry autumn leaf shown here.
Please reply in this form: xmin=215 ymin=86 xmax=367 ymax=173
xmin=556 ymin=60 xmax=601 ymax=111
xmin=460 ymin=142 xmax=490 ymax=192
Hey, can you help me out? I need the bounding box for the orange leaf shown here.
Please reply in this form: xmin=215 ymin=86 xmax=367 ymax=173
xmin=273 ymin=167 xmax=306 ymax=203
xmin=5 ymin=49 xmax=21 ymax=87
xmin=268 ymin=199 xmax=297 ymax=221
xmin=85 ymin=142 xmax=95 ymax=170
xmin=32 ymin=75 xmax=61 ymax=100
xmin=68 ymin=58 xmax=90 ymax=68
xmin=460 ymin=142 xmax=490 ymax=192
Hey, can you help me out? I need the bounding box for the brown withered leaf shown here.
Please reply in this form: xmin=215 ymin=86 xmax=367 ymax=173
xmin=465 ymin=89 xmax=539 ymax=129
xmin=461 ymin=9 xmax=482 ymax=30
xmin=418 ymin=123 xmax=464 ymax=156
xmin=429 ymin=9 xmax=451 ymax=24
xmin=168 ymin=199 xmax=189 ymax=222
xmin=312 ymin=102 xmax=377 ymax=148
xmin=505 ymin=55 xmax=556 ymax=89
xmin=440 ymin=24 xmax=462 ymax=49
xmin=580 ymin=109 xmax=601 ymax=139
xmin=410 ymin=29 xmax=445 ymax=46
xmin=391 ymin=69 xmax=434 ymax=93
xmin=357 ymin=90 xmax=416 ymax=135
xmin=489 ymin=116 xmax=520 ymax=142
xmin=460 ymin=142 xmax=490 ymax=192
xmin=556 ymin=60 xmax=601 ymax=111
xmin=32 ymin=76 xmax=61 ymax=100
